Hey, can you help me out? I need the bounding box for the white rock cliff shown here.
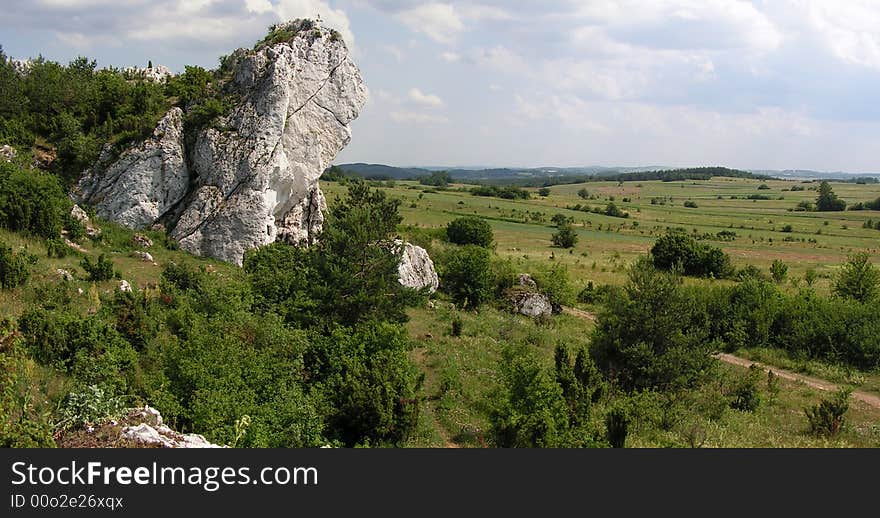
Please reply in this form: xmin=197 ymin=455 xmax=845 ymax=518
xmin=75 ymin=20 xmax=368 ymax=265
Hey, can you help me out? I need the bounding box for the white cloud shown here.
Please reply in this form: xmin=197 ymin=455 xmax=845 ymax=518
xmin=245 ymin=0 xmax=273 ymax=15
xmin=801 ymin=0 xmax=880 ymax=69
xmin=571 ymin=0 xmax=782 ymax=53
xmin=380 ymin=44 xmax=405 ymax=61
xmin=489 ymin=84 xmax=501 ymax=92
xmin=408 ymin=87 xmax=445 ymax=107
xmin=468 ymin=45 xmax=527 ymax=73
xmin=390 ymin=111 xmax=450 ymax=124
xmin=458 ymin=4 xmax=513 ymax=22
xmin=439 ymin=51 xmax=460 ymax=62
xmin=395 ymin=3 xmax=463 ymax=44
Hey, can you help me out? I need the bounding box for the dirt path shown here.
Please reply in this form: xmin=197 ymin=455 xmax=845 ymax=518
xmin=561 ymin=306 xmax=880 ymax=410
xmin=412 ymin=347 xmax=460 ymax=448
xmin=715 ymin=353 xmax=880 ymax=410
xmin=561 ymin=306 xmax=597 ymax=321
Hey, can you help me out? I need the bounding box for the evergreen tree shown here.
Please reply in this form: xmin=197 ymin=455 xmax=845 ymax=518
xmin=815 ymin=181 xmax=846 ymax=211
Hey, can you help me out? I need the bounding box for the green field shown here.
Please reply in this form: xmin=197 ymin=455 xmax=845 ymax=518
xmin=324 ymin=177 xmax=880 ymax=292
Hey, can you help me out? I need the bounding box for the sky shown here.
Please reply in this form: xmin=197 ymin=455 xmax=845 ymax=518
xmin=3 ymin=0 xmax=880 ymax=173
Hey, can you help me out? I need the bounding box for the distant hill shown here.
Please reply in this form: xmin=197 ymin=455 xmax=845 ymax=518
xmin=330 ymin=163 xmax=766 ymax=185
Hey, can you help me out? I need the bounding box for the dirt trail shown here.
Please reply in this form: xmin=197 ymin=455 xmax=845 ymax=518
xmin=561 ymin=306 xmax=597 ymax=321
xmin=715 ymin=353 xmax=880 ymax=410
xmin=412 ymin=347 xmax=460 ymax=448
xmin=562 ymin=306 xmax=880 ymax=410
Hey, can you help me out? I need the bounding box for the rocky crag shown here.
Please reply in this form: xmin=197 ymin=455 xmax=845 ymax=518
xmin=75 ymin=20 xmax=367 ymax=266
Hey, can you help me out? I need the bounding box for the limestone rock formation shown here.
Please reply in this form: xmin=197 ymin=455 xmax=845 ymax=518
xmin=123 ymin=64 xmax=172 ymax=83
xmin=75 ymin=20 xmax=367 ymax=265
xmin=511 ymin=291 xmax=553 ymax=318
xmin=120 ymin=406 xmax=223 ymax=448
xmin=75 ymin=109 xmax=189 ymax=230
xmin=397 ymin=241 xmax=439 ymax=293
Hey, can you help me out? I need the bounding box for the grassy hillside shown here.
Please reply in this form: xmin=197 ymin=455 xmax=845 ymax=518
xmin=2 ymin=175 xmax=879 ymax=448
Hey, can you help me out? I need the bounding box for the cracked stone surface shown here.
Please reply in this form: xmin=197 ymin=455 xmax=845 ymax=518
xmin=75 ymin=20 xmax=367 ymax=265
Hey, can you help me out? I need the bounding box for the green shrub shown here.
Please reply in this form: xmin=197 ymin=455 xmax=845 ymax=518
xmin=605 ymin=406 xmax=629 ymax=448
xmin=651 ymin=229 xmax=733 ymax=278
xmin=0 ymin=162 xmax=68 ymax=238
xmin=46 ymin=237 xmax=69 ymax=258
xmin=58 ymin=385 xmax=127 ymax=430
xmin=770 ymin=259 xmax=788 ymax=284
xmin=441 ymin=245 xmax=494 ymax=309
xmin=451 ymin=315 xmax=463 ymax=337
xmin=728 ymin=365 xmax=762 ymax=412
xmin=446 ymin=216 xmax=493 ymax=247
xmin=0 ymin=242 xmax=34 ymax=289
xmin=591 ymin=258 xmax=716 ymax=392
xmin=532 ymin=263 xmax=573 ymax=312
xmin=551 ymin=224 xmax=578 ymax=248
xmin=834 ymin=252 xmax=879 ymax=303
xmin=683 ymin=200 xmax=698 ymax=208
xmin=490 ymin=343 xmax=571 ymax=448
xmin=805 ymin=389 xmax=850 ymax=436
xmin=81 ymin=253 xmax=116 ymax=281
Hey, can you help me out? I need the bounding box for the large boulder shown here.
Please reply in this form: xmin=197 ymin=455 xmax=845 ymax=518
xmin=74 ymin=20 xmax=367 ymax=266
xmin=397 ymin=241 xmax=439 ymax=293
xmin=511 ymin=291 xmax=553 ymax=318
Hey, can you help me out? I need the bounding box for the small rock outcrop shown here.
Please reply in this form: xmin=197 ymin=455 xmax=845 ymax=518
xmin=70 ymin=204 xmax=102 ymax=238
xmin=123 ymin=64 xmax=172 ymax=83
xmin=132 ymin=233 xmax=153 ymax=248
xmin=0 ymin=144 xmax=15 ymax=162
xmin=397 ymin=241 xmax=439 ymax=293
xmin=517 ymin=273 xmax=537 ymax=290
xmin=74 ymin=20 xmax=367 ymax=266
xmin=120 ymin=406 xmax=223 ymax=448
xmin=511 ymin=291 xmax=553 ymax=318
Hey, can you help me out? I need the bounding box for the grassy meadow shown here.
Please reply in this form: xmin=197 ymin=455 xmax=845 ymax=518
xmin=324 ymin=177 xmax=880 ymax=293
xmin=325 ymin=176 xmax=880 ymax=447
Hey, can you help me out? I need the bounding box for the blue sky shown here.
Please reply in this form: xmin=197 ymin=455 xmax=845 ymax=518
xmin=3 ymin=0 xmax=880 ymax=172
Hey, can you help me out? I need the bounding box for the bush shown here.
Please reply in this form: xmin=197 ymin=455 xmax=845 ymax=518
xmin=577 ymin=188 xmax=590 ymax=200
xmin=805 ymin=389 xmax=850 ymax=436
xmin=651 ymin=229 xmax=733 ymax=278
xmin=532 ymin=263 xmax=573 ymax=312
xmin=81 ymin=253 xmax=116 ymax=282
xmin=551 ymin=224 xmax=578 ymax=249
xmin=18 ymin=308 xmax=137 ymax=394
xmin=590 ymin=258 xmax=716 ymax=392
xmin=538 ymin=187 xmax=550 ymax=197
xmin=683 ymin=200 xmax=698 ymax=208
xmin=834 ymin=252 xmax=879 ymax=303
xmin=490 ymin=343 xmax=571 ymax=448
xmin=46 ymin=237 xmax=69 ymax=258
xmin=770 ymin=260 xmax=788 ymax=284
xmin=728 ymin=365 xmax=762 ymax=412
xmin=0 ymin=162 xmax=69 ymax=238
xmin=441 ymin=245 xmax=494 ymax=309
xmin=0 ymin=242 xmax=33 ymax=289
xmin=451 ymin=315 xmax=463 ymax=337
xmin=605 ymin=407 xmax=629 ymax=448
xmin=446 ymin=216 xmax=493 ymax=247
